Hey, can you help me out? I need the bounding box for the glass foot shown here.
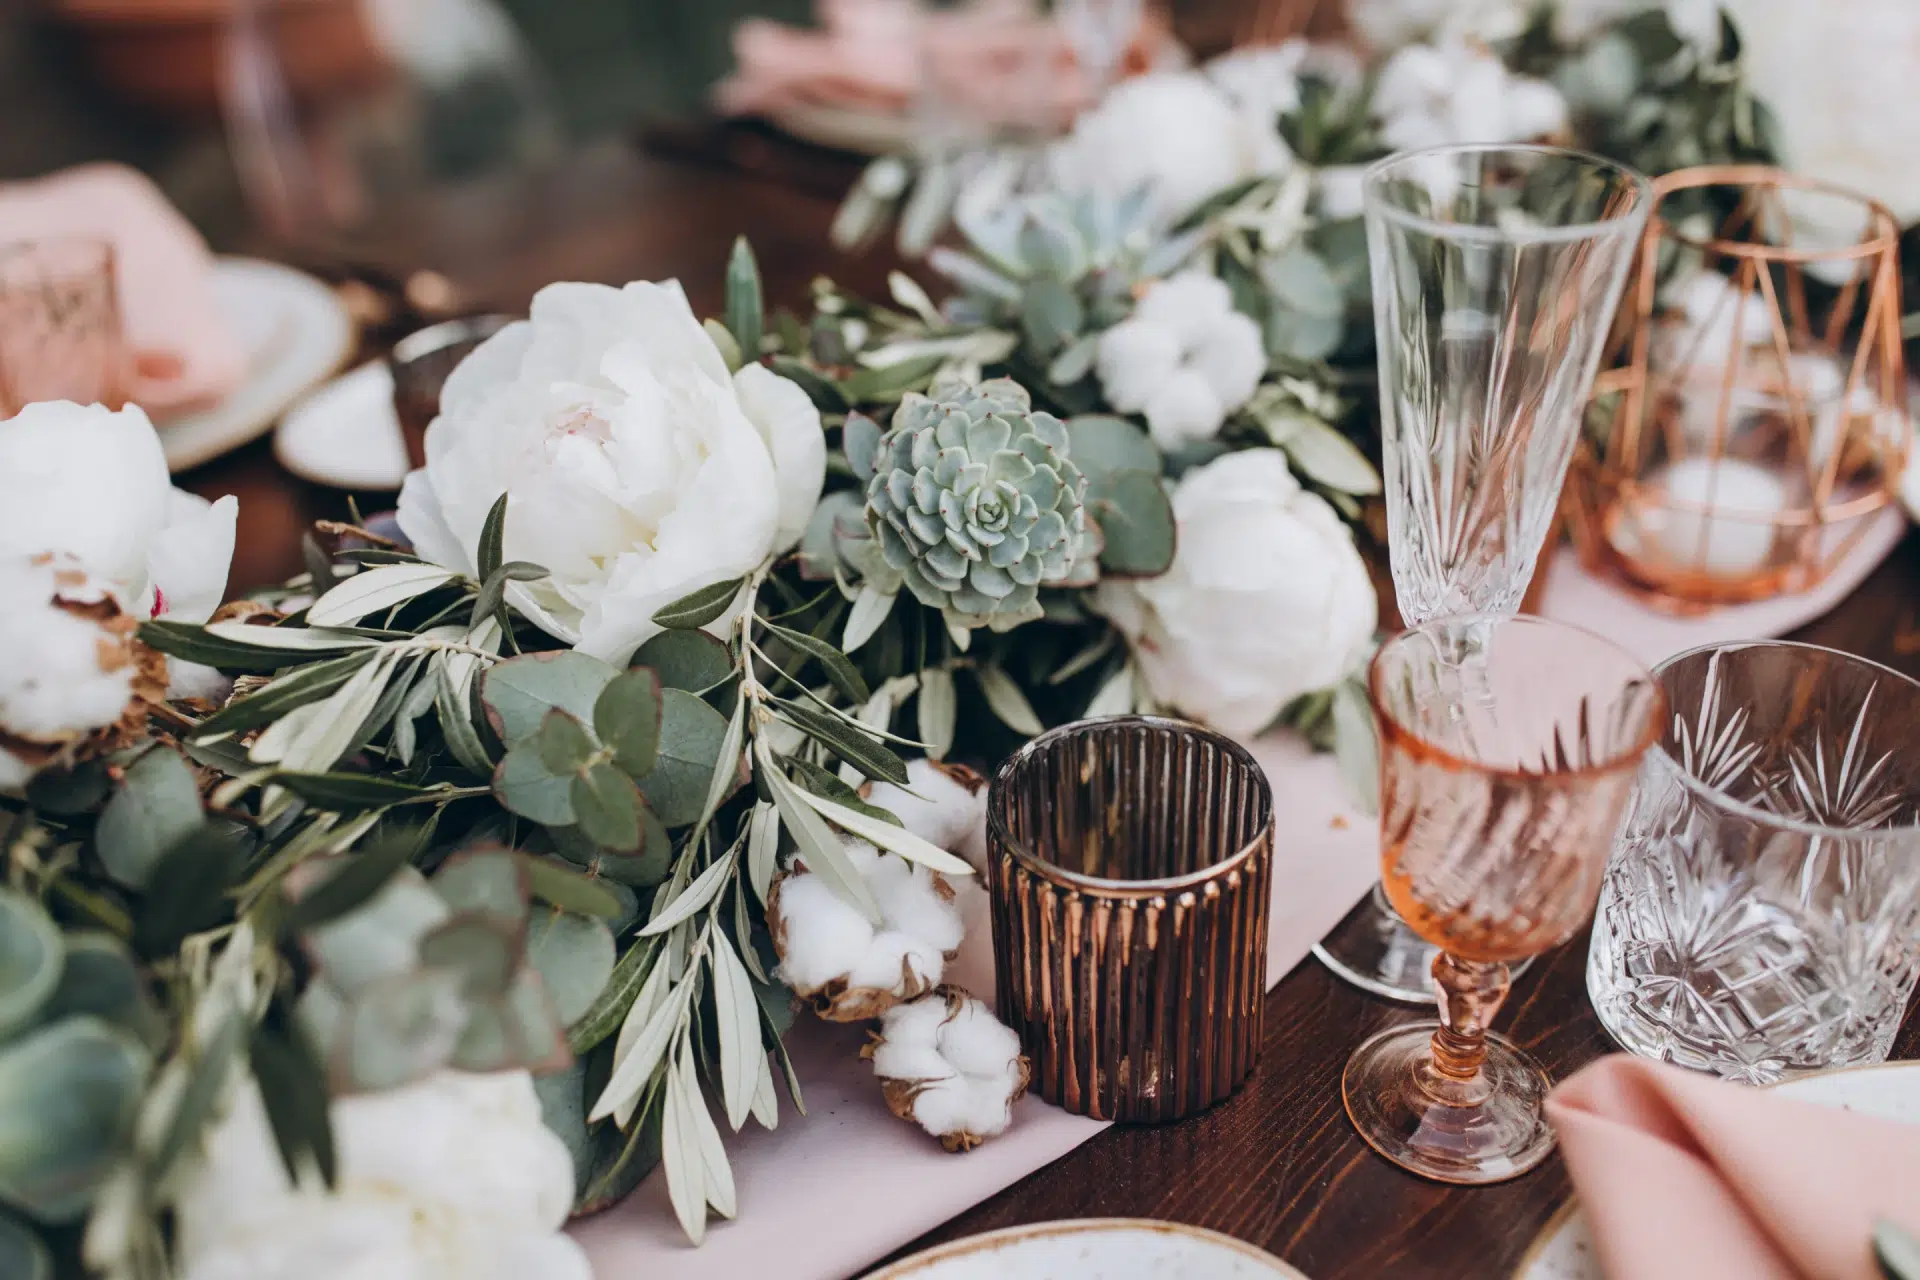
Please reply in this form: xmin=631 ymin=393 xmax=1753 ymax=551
xmin=1313 ymin=888 xmax=1532 ymax=1004
xmin=1341 ymin=1023 xmax=1556 ymax=1185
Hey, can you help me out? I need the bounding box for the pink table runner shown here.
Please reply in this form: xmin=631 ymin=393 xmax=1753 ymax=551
xmin=572 ymin=508 xmax=1910 ymax=1279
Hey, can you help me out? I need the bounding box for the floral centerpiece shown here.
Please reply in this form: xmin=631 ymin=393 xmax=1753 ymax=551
xmin=0 ymin=2 xmax=1854 ymax=1274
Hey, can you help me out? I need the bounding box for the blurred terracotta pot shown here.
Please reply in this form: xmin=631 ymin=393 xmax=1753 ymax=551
xmin=48 ymin=0 xmax=386 ymax=119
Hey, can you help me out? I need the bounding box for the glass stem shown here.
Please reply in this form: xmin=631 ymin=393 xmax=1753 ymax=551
xmin=1429 ymin=952 xmax=1511 ymax=1083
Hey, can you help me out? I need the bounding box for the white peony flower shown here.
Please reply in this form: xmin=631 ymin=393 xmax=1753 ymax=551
xmin=771 ymin=837 xmax=964 ymax=1021
xmin=173 ymin=1069 xmax=589 ymax=1280
xmin=1049 ymin=71 xmax=1292 ymax=226
xmin=1095 ymin=273 xmax=1266 ymax=451
xmin=397 ymin=280 xmax=827 ymax=664
xmin=1093 ymin=449 xmax=1376 ymax=738
xmin=0 ymin=557 xmax=144 ymax=791
xmin=1373 ymin=42 xmax=1568 ymax=152
xmin=0 ymin=401 xmax=237 ymax=624
xmin=1728 ymin=0 xmax=1920 ymax=228
xmin=866 ymin=989 xmax=1029 ymax=1152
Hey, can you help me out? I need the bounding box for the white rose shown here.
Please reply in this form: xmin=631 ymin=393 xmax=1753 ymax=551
xmin=0 ymin=557 xmax=141 ymax=791
xmin=397 ymin=279 xmax=826 ymax=664
xmin=1095 ymin=273 xmax=1266 ymax=451
xmin=1374 ymin=43 xmax=1568 ymax=152
xmin=1049 ymin=71 xmax=1292 ymax=226
xmin=174 ymin=1069 xmax=590 ymax=1280
xmin=0 ymin=401 xmax=237 ymax=624
xmin=1729 ymin=0 xmax=1920 ymax=228
xmin=1093 ymin=449 xmax=1376 ymax=738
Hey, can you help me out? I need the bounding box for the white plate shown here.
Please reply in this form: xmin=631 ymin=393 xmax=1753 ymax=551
xmin=868 ymin=1219 xmax=1310 ymax=1280
xmin=274 ymin=360 xmax=410 ymax=491
xmin=1514 ymin=1060 xmax=1920 ymax=1279
xmin=161 ymin=258 xmax=356 ymax=473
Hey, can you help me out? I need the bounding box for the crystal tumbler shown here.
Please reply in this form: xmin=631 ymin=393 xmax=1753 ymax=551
xmin=1589 ymin=640 xmax=1920 ymax=1083
xmin=986 ymin=716 xmax=1273 ymax=1123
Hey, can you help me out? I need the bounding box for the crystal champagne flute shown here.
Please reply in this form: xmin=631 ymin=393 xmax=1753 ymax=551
xmin=1312 ymin=143 xmax=1653 ymax=1003
xmin=1343 ymin=615 xmax=1662 ymax=1182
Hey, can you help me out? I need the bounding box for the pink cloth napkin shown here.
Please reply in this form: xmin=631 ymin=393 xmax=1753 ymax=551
xmin=0 ymin=164 xmax=243 ymax=418
xmin=1546 ymin=1056 xmax=1920 ymax=1280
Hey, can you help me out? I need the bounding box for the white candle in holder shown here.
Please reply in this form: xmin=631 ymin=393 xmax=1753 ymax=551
xmin=1650 ymin=456 xmax=1787 ymax=578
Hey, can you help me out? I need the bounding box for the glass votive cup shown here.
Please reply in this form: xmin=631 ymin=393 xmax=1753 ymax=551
xmin=388 ymin=313 xmax=514 ymax=469
xmin=0 ymin=238 xmax=124 ymax=415
xmin=1589 ymin=639 xmax=1920 ymax=1083
xmin=986 ymin=716 xmax=1274 ymax=1123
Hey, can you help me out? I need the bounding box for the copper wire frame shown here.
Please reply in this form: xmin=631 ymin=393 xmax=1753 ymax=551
xmin=1565 ymin=165 xmax=1909 ymax=611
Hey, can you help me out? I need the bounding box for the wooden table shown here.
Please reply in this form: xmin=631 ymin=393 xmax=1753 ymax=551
xmin=177 ymin=139 xmax=1920 ymax=1280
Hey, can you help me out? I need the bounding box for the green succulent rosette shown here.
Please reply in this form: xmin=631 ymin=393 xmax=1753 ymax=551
xmin=854 ymin=378 xmax=1089 ymax=631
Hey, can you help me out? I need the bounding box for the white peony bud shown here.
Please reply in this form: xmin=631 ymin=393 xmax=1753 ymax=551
xmin=1095 ymin=273 xmax=1266 ymax=451
xmin=865 ymin=988 xmax=1029 ymax=1152
xmin=0 ymin=556 xmax=152 ymax=791
xmin=1093 ymin=449 xmax=1376 ymax=738
xmin=771 ymin=838 xmax=965 ymax=1020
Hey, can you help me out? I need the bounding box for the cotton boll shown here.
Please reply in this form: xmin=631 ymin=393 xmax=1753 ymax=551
xmin=1093 ymin=319 xmax=1181 ymax=414
xmin=1134 ymin=272 xmax=1236 ymax=345
xmin=865 ymin=759 xmax=990 ymax=869
xmin=1188 ymin=312 xmax=1266 ymax=412
xmin=1316 ymin=165 xmax=1367 ymax=220
xmin=867 ymin=989 xmax=1030 ymax=1151
xmin=770 ymin=873 xmax=877 ymax=990
xmin=1143 ymin=372 xmax=1228 ymax=451
xmin=771 ymin=837 xmax=964 ymax=1020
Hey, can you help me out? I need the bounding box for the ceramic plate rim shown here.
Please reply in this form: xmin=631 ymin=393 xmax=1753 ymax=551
xmin=864 ymin=1217 xmax=1311 ymax=1280
xmin=1510 ymin=1058 xmax=1920 ymax=1278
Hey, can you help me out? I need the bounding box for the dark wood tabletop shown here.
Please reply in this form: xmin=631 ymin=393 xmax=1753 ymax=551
xmin=175 ymin=136 xmax=1920 ymax=1280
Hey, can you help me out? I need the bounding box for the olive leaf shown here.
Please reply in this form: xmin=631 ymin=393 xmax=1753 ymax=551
xmin=725 ymin=237 xmax=764 ymax=362
xmin=651 ymin=578 xmax=747 ymax=631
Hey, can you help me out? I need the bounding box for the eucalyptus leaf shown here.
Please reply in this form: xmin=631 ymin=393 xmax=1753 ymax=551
xmin=0 ymin=1210 xmax=50 ymax=1280
xmin=1088 ymin=469 xmax=1177 ymax=576
xmin=0 ymin=890 xmax=62 ymax=1041
xmin=94 ymin=747 xmax=203 ymax=892
xmin=526 ymin=909 xmax=617 ymax=1026
xmin=280 ymin=832 xmax=422 ymax=937
xmin=535 ymin=710 xmax=599 ymax=776
xmin=632 ymin=631 xmax=733 ymax=694
xmin=481 ymin=652 xmax=620 ymax=750
xmin=519 ymin=855 xmax=624 ymax=921
xmin=22 ymin=762 xmax=110 ymax=815
xmin=328 ymin=968 xmax=468 ymax=1092
xmin=1065 ymin=414 xmax=1161 ymax=481
xmin=572 ymin=763 xmax=648 ymax=854
xmin=595 ymin=670 xmax=663 ymax=777
xmin=430 ymin=847 xmax=529 ymax=924
xmin=639 ymin=690 xmax=733 ymax=828
xmin=493 ymin=741 xmax=576 ymax=826
xmin=0 ymin=1016 xmax=150 ymax=1222
xmin=650 ymin=578 xmax=747 ymax=631
xmin=135 ymin=824 xmax=248 ymax=956
xmin=452 ymin=966 xmax=571 ymax=1076
xmin=39 ymin=933 xmax=164 ymax=1050
xmin=420 ymin=915 xmax=521 ymax=1000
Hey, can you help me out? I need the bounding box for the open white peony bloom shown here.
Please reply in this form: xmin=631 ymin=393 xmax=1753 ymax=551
xmin=771 ymin=837 xmax=964 ymax=1021
xmin=1094 ymin=449 xmax=1375 ymax=738
xmin=173 ymin=1069 xmax=589 ymax=1280
xmin=1729 ymin=0 xmax=1920 ymax=229
xmin=866 ymin=989 xmax=1028 ymax=1152
xmin=1049 ymin=71 xmax=1292 ymax=226
xmin=0 ymin=557 xmax=144 ymax=791
xmin=1095 ymin=273 xmax=1266 ymax=451
xmin=1373 ymin=42 xmax=1568 ymax=153
xmin=0 ymin=401 xmax=236 ymax=625
xmin=397 ymin=279 xmax=826 ymax=664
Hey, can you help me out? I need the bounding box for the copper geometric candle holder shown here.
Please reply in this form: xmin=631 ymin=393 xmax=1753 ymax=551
xmin=1565 ymin=166 xmax=1908 ymax=609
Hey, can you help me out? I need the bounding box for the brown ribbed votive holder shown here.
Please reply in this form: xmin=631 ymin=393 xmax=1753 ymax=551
xmin=986 ymin=717 xmax=1274 ymax=1123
